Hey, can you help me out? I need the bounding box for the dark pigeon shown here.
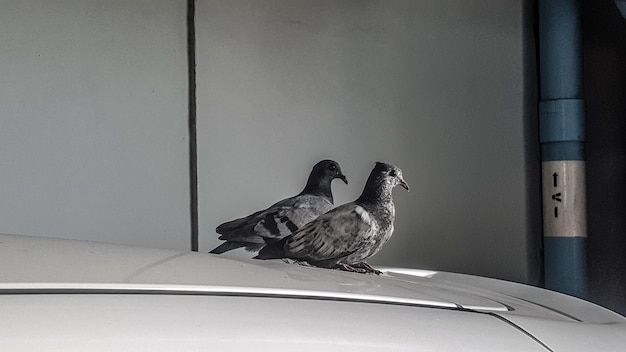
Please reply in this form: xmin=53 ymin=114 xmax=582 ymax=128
xmin=210 ymin=160 xmax=348 ymax=254
xmin=255 ymin=162 xmax=409 ymax=274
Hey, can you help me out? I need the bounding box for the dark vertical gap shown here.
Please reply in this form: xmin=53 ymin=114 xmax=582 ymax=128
xmin=187 ymin=0 xmax=199 ymax=252
xmin=583 ymin=0 xmax=626 ymax=315
xmin=522 ymin=0 xmax=542 ymax=287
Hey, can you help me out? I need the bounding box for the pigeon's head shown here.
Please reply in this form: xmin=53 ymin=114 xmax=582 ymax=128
xmin=313 ymin=160 xmax=348 ymax=184
xmin=373 ymin=162 xmax=409 ymax=191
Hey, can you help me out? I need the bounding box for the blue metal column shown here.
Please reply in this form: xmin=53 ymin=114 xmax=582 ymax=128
xmin=539 ymin=0 xmax=587 ymax=298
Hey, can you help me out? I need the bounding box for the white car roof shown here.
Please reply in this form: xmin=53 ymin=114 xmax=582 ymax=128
xmin=0 ymin=233 xmax=617 ymax=320
xmin=1 ymin=233 xmax=626 ymax=351
xmin=0 ymin=233 xmax=486 ymax=309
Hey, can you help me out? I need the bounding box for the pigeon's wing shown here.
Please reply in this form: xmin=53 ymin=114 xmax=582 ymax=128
xmin=253 ymin=194 xmax=333 ymax=241
xmin=216 ymin=195 xmax=332 ymax=243
xmin=216 ymin=208 xmax=266 ymax=236
xmin=284 ymin=203 xmax=377 ymax=264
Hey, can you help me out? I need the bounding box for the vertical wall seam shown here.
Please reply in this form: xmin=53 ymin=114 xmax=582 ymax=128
xmin=187 ymin=0 xmax=199 ymax=251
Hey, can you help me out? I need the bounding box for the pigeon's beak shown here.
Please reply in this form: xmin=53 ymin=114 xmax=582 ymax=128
xmin=399 ymin=177 xmax=410 ymax=191
xmin=337 ymin=174 xmax=348 ymax=184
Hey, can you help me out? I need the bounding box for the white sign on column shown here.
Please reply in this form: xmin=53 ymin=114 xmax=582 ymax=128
xmin=542 ymin=161 xmax=587 ymax=238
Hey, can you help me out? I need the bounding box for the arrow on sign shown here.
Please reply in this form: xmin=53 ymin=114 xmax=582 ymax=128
xmin=552 ymin=193 xmax=562 ymax=202
xmin=553 ymin=173 xmax=558 ymax=187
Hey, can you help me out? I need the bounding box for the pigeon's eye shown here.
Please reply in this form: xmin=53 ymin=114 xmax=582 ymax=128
xmin=329 ymin=164 xmax=337 ymax=171
xmin=389 ymin=170 xmax=397 ymax=177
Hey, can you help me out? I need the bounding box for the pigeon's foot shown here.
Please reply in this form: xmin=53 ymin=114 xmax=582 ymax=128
xmin=280 ymin=258 xmax=312 ymax=267
xmin=333 ymin=263 xmax=368 ymax=274
xmin=351 ymin=262 xmax=382 ymax=275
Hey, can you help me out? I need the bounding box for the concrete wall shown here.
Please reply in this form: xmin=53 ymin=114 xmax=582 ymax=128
xmin=196 ymin=0 xmax=539 ymax=284
xmin=0 ymin=0 xmax=190 ymax=250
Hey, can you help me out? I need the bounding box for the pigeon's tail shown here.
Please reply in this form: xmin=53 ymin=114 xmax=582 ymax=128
xmin=209 ymin=241 xmax=246 ymax=254
xmin=210 ymin=241 xmax=265 ymax=254
xmin=254 ymin=237 xmax=290 ymax=260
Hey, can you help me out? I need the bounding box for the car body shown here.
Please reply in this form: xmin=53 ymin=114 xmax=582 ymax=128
xmin=1 ymin=233 xmax=625 ymax=351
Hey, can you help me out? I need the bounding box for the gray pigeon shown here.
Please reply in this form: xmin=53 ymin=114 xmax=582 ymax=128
xmin=255 ymin=162 xmax=409 ymax=274
xmin=210 ymin=160 xmax=348 ymax=254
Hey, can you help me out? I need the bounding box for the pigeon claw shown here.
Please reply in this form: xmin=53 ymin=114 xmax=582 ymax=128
xmin=334 ymin=262 xmax=381 ymax=275
xmin=334 ymin=263 xmax=368 ymax=274
xmin=351 ymin=262 xmax=382 ymax=275
xmin=295 ymin=260 xmax=312 ymax=267
xmin=280 ymin=258 xmax=313 ymax=267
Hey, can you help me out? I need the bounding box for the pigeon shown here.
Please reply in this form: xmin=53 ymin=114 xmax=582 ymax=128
xmin=255 ymin=162 xmax=409 ymax=274
xmin=209 ymin=160 xmax=348 ymax=254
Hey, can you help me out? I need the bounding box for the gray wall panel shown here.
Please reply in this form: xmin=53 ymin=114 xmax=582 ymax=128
xmin=196 ymin=0 xmax=537 ymax=283
xmin=0 ymin=0 xmax=190 ymax=250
